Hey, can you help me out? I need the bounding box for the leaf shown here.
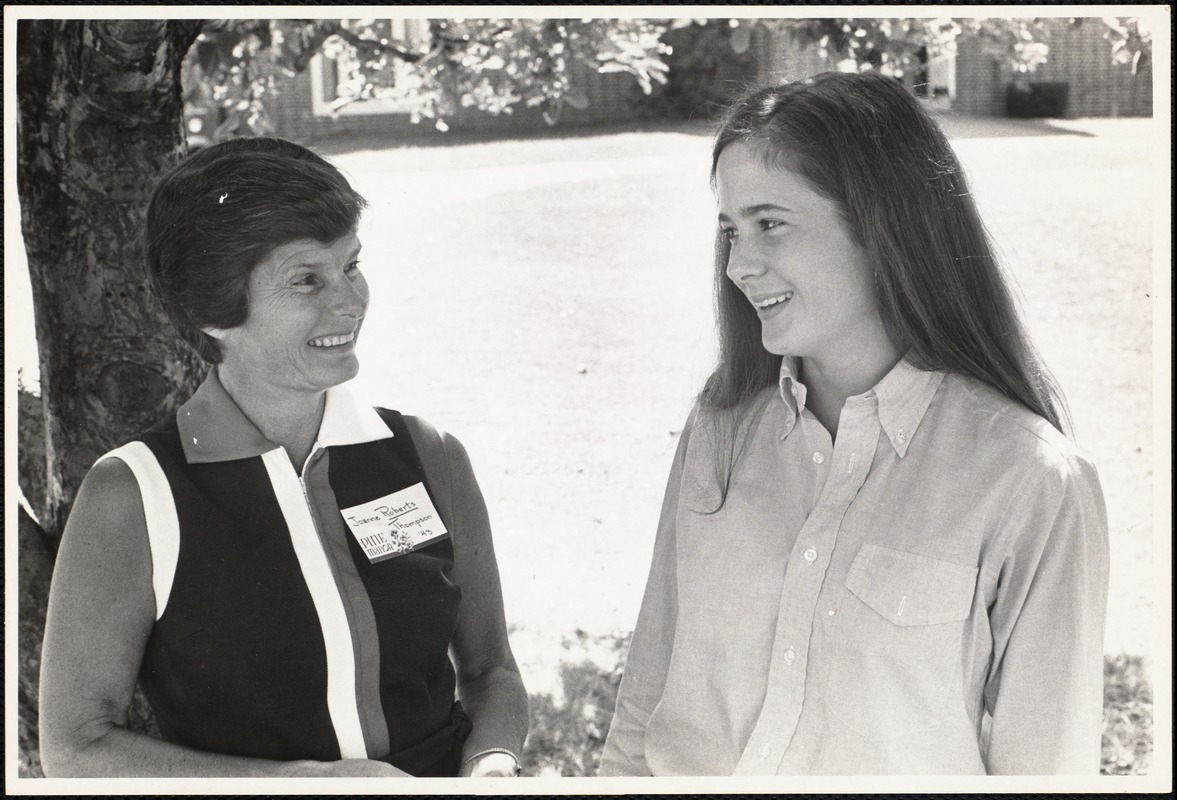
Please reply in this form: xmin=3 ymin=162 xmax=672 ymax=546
xmin=194 ymin=39 xmax=222 ymax=76
xmin=542 ymin=97 xmax=562 ymax=125
xmin=596 ymin=61 xmax=630 ymax=74
xmin=730 ymin=23 xmax=751 ymax=54
xmin=564 ymin=89 xmax=588 ymax=110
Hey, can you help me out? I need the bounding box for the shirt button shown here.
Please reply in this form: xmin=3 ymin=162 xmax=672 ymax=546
xmin=803 ymin=547 xmax=818 ymax=564
xmin=812 ymin=451 xmax=824 ymax=464
xmin=896 ymin=429 xmax=906 ymax=445
xmin=790 ymin=384 xmax=798 ymax=396
xmin=828 ymin=609 xmax=836 ymax=616
xmin=784 ymin=647 xmax=796 ymax=665
xmin=759 ymin=743 xmax=771 ymax=759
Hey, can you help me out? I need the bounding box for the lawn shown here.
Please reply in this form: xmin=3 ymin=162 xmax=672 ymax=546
xmin=8 ymin=111 xmax=1163 ymax=777
xmin=330 ymin=127 xmax=722 ymax=660
xmin=322 ymin=112 xmax=1162 ymax=774
xmin=325 ymin=112 xmax=1160 ymax=655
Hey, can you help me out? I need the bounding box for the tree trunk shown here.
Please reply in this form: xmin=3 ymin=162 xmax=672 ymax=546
xmin=15 ymin=18 xmax=205 ymax=777
xmin=17 ymin=18 xmax=207 ymax=534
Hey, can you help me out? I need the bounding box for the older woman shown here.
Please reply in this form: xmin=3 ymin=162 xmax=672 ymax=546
xmin=600 ymin=72 xmax=1109 ymax=776
xmin=39 ymin=137 xmax=527 ymax=778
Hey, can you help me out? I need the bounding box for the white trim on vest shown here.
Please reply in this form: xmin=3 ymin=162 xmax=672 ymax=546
xmin=99 ymin=442 xmax=180 ymax=622
xmin=261 ymin=447 xmax=368 ymax=759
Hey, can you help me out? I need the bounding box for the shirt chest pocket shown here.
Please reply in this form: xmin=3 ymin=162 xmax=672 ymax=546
xmin=823 ymin=544 xmax=979 ymax=740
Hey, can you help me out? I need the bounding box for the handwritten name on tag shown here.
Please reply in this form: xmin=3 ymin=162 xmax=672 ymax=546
xmin=340 ymin=483 xmax=449 ymax=563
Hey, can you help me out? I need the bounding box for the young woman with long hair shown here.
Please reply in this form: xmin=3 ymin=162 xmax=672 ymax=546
xmin=599 ymin=71 xmax=1108 ymax=776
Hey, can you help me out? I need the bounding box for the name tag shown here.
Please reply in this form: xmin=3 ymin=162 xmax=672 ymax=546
xmin=340 ymin=483 xmax=449 ymax=563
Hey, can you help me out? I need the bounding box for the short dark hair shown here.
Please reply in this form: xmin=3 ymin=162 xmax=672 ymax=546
xmin=144 ymin=137 xmax=368 ymax=363
xmin=704 ymin=71 xmax=1068 ymax=432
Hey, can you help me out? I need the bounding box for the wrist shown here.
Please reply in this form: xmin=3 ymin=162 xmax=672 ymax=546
xmin=460 ymin=748 xmax=520 ymax=777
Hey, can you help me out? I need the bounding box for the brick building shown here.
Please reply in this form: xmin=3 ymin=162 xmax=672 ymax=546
xmin=749 ymin=18 xmax=1153 ymax=119
xmin=952 ymin=18 xmax=1152 ymax=118
xmin=263 ymin=19 xmax=645 ymax=144
xmin=268 ymin=50 xmax=644 ymax=144
xmin=256 ymin=18 xmax=1152 ymax=145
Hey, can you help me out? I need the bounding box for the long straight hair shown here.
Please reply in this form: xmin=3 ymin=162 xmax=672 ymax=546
xmin=697 ymin=72 xmax=1071 ymax=503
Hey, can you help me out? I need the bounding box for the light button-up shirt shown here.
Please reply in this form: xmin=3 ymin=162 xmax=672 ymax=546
xmin=599 ymin=358 xmax=1109 ymax=776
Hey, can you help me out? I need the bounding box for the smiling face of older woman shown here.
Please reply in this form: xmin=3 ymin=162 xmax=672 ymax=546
xmin=146 ymin=137 xmax=369 ymax=369
xmin=205 ymin=231 xmax=368 ymax=397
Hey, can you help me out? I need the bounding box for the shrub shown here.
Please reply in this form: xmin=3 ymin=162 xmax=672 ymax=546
xmin=1101 ymin=653 xmax=1153 ymax=775
xmin=520 ymin=631 xmax=630 ymax=776
xmin=630 ymin=21 xmax=759 ymax=121
xmin=1006 ymin=80 xmax=1071 ymax=118
xmin=521 ymin=636 xmax=1154 ymax=776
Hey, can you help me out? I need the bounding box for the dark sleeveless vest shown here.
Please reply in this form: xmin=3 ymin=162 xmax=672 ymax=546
xmin=132 ymin=409 xmax=470 ymax=776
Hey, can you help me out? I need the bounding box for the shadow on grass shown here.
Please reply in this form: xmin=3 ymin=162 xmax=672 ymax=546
xmin=312 ymin=118 xmax=715 ymax=158
xmin=309 ymin=107 xmax=1114 ymax=159
xmin=520 ymin=633 xmax=1154 ymax=776
xmin=930 ymin=111 xmax=1100 ymax=140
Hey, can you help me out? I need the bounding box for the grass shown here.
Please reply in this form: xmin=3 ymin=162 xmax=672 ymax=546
xmin=323 ymin=112 xmax=1158 ymax=664
xmin=323 ymin=114 xmax=1158 ymax=776
xmin=334 ymin=127 xmax=721 ymax=647
xmin=12 ymin=113 xmax=1160 ymax=776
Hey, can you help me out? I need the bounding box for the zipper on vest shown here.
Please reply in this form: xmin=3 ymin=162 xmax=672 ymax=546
xmin=299 ymin=446 xmax=325 ymax=532
xmin=265 ymin=444 xmax=368 ymax=757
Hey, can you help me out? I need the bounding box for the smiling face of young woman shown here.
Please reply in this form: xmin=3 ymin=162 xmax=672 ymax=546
xmin=205 ymin=231 xmax=368 ymax=398
xmin=715 ymin=140 xmax=897 ymax=381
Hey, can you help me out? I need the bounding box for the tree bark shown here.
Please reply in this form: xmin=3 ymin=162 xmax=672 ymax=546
xmin=17 ymin=18 xmax=206 ymax=536
xmin=15 ymin=18 xmax=205 ymax=777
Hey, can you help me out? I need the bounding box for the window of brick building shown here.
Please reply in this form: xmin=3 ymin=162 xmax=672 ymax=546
xmin=310 ymin=19 xmax=430 ymax=117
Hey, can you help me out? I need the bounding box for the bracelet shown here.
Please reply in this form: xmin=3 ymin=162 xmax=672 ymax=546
xmin=461 ymin=747 xmax=520 ymax=775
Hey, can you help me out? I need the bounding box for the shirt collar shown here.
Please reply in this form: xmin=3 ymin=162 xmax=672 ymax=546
xmin=177 ymin=370 xmax=393 ymax=464
xmin=777 ymin=356 xmax=805 ymax=437
xmin=775 ymin=354 xmax=943 ymax=457
xmin=872 ymin=358 xmax=944 ymax=457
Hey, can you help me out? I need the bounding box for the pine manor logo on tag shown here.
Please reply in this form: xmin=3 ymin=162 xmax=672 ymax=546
xmin=340 ymin=483 xmax=448 ymax=563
